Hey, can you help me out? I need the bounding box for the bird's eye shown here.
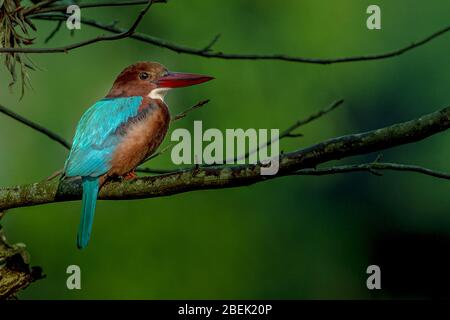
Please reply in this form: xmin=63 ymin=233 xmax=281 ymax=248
xmin=139 ymin=72 xmax=149 ymax=80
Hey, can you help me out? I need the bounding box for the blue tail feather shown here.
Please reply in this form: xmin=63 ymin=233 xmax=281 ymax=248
xmin=77 ymin=177 xmax=100 ymax=249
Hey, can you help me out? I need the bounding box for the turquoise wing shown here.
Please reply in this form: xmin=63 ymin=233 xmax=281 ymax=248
xmin=64 ymin=96 xmax=143 ymax=177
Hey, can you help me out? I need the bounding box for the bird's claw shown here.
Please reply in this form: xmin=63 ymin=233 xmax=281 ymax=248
xmin=123 ymin=171 xmax=137 ymax=180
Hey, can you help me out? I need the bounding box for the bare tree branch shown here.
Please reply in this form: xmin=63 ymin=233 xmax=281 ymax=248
xmin=136 ymin=161 xmax=450 ymax=179
xmin=140 ymin=141 xmax=174 ymax=164
xmin=21 ymin=0 xmax=60 ymax=16
xmin=227 ymin=99 xmax=344 ymax=164
xmin=0 ymin=103 xmax=70 ymax=149
xmin=294 ymin=162 xmax=450 ymax=180
xmin=279 ymin=99 xmax=344 ymax=140
xmin=44 ymin=19 xmax=63 ymax=43
xmin=1 ymin=105 xmax=450 ymax=211
xmin=33 ymin=0 xmax=166 ymax=14
xmin=171 ymin=99 xmax=210 ymax=122
xmin=0 ymin=0 xmax=157 ymax=53
xmin=28 ymin=13 xmax=450 ymax=64
xmin=200 ymin=34 xmax=221 ymax=53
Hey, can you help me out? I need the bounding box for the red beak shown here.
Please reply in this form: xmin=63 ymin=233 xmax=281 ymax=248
xmin=157 ymin=72 xmax=214 ymax=88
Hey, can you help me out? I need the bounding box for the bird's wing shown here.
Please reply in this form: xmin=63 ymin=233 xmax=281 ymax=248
xmin=64 ymin=96 xmax=143 ymax=177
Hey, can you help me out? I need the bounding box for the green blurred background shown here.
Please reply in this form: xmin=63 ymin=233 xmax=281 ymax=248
xmin=1 ymin=0 xmax=450 ymax=299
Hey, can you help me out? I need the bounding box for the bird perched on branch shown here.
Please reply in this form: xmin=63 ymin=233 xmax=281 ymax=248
xmin=63 ymin=61 xmax=213 ymax=249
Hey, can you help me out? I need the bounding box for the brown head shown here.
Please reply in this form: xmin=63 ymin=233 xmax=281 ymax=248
xmin=106 ymin=61 xmax=213 ymax=99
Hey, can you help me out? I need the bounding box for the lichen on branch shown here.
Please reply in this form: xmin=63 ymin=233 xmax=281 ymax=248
xmin=1 ymin=106 xmax=449 ymax=212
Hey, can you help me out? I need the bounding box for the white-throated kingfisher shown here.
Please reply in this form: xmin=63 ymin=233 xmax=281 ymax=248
xmin=64 ymin=61 xmax=213 ymax=249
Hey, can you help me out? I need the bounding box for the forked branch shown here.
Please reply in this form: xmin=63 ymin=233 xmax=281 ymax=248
xmin=1 ymin=105 xmax=450 ymax=211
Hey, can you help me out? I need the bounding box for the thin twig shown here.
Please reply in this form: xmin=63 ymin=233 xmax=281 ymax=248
xmin=33 ymin=0 xmax=166 ymax=14
xmin=285 ymin=133 xmax=304 ymax=138
xmin=294 ymin=162 xmax=450 ymax=180
xmin=27 ymin=13 xmax=450 ymax=65
xmin=227 ymin=99 xmax=344 ymax=164
xmin=22 ymin=0 xmax=60 ymax=16
xmin=201 ymin=34 xmax=221 ymax=53
xmin=141 ymin=142 xmax=175 ymax=164
xmin=44 ymin=20 xmax=62 ymax=43
xmin=137 ymin=99 xmax=211 ymax=165
xmin=0 ymin=103 xmax=71 ymax=149
xmin=171 ymin=99 xmax=210 ymax=122
xmin=47 ymin=169 xmax=63 ymax=181
xmin=0 ymin=0 xmax=156 ymax=53
xmin=279 ymin=99 xmax=344 ymax=139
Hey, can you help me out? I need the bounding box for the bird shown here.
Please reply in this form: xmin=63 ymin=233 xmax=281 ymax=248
xmin=63 ymin=61 xmax=213 ymax=249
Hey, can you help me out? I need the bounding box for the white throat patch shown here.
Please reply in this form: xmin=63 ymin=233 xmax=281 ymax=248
xmin=149 ymin=88 xmax=170 ymax=102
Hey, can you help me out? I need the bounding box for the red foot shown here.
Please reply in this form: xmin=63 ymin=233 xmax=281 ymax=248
xmin=123 ymin=171 xmax=137 ymax=180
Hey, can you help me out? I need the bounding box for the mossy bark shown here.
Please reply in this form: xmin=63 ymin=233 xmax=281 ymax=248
xmin=0 ymin=107 xmax=449 ymax=212
xmin=0 ymin=224 xmax=44 ymax=299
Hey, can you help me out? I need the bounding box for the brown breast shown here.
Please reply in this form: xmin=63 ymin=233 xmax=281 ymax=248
xmin=108 ymin=98 xmax=170 ymax=177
